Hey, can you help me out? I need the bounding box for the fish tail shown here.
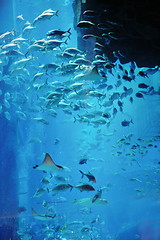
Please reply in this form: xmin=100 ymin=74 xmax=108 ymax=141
xmin=64 ymin=39 xmax=68 ymax=45
xmin=79 ymin=170 xmax=84 ymax=178
xmin=55 ymin=10 xmax=59 ymax=16
xmin=73 ymin=117 xmax=76 ymax=122
xmin=68 ymin=184 xmax=74 ymax=191
xmin=131 ymin=119 xmax=134 ymax=124
xmin=67 ymin=28 xmax=71 ymax=35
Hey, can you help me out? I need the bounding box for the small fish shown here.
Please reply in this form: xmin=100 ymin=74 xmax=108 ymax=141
xmin=77 ymin=20 xmax=95 ymax=28
xmin=83 ymin=34 xmax=101 ymax=40
xmin=54 ymin=138 xmax=60 ymax=145
xmin=79 ymin=170 xmax=96 ymax=183
xmin=32 ymin=208 xmax=56 ymax=220
xmin=122 ymin=75 xmax=133 ymax=82
xmin=41 ymin=177 xmax=50 ymax=185
xmin=79 ymin=158 xmax=88 ymax=165
xmin=92 ymin=189 xmax=102 ymax=203
xmin=129 ymin=96 xmax=133 ymax=103
xmin=83 ymin=10 xmax=96 ymax=17
xmin=121 ymin=119 xmax=133 ymax=127
xmin=136 ymin=92 xmax=144 ymax=98
xmin=49 ymin=183 xmax=73 ymax=194
xmin=17 ymin=206 xmax=27 ymax=213
xmin=33 ymin=153 xmax=66 ymax=172
xmin=138 ymin=70 xmax=148 ymax=78
xmin=129 ymin=178 xmax=142 ymax=183
xmin=33 ymin=188 xmax=45 ymax=198
xmin=138 ymin=83 xmax=149 ymax=89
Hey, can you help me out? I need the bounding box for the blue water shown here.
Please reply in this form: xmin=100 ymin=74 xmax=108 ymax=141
xmin=0 ymin=0 xmax=160 ymax=240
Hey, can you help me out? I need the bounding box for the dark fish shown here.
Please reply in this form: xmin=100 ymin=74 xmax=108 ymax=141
xmin=118 ymin=64 xmax=124 ymax=71
xmin=136 ymin=92 xmax=144 ymax=98
xmin=125 ymin=88 xmax=133 ymax=96
xmin=121 ymin=119 xmax=133 ymax=127
xmin=115 ymin=80 xmax=122 ymax=88
xmin=102 ymin=112 xmax=111 ymax=119
xmin=97 ymin=22 xmax=113 ymax=30
xmin=18 ymin=206 xmax=27 ymax=213
xmin=83 ymin=10 xmax=96 ymax=17
xmin=138 ymin=70 xmax=148 ymax=77
xmin=104 ymin=62 xmax=115 ymax=69
xmin=92 ymin=189 xmax=102 ymax=203
xmin=138 ymin=83 xmax=149 ymax=89
xmin=54 ymin=138 xmax=60 ymax=145
xmin=122 ymin=75 xmax=133 ymax=82
xmin=119 ymin=106 xmax=123 ymax=112
xmin=77 ymin=20 xmax=95 ymax=28
xmin=79 ymin=170 xmax=96 ymax=183
xmin=108 ymin=31 xmax=126 ymax=40
xmin=118 ymin=100 xmax=123 ymax=107
xmin=129 ymin=96 xmax=133 ymax=103
xmin=75 ymin=183 xmax=95 ymax=192
xmin=82 ymin=34 xmax=101 ymax=40
xmin=120 ymin=92 xmax=127 ymax=99
xmin=79 ymin=158 xmax=88 ymax=165
xmin=107 ymin=85 xmax=113 ymax=91
xmin=113 ymin=107 xmax=118 ymax=117
xmin=47 ymin=28 xmax=71 ymax=37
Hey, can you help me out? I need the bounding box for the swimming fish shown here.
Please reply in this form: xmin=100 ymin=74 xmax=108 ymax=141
xmin=33 ymin=153 xmax=66 ymax=172
xmin=33 ymin=188 xmax=46 ymax=197
xmin=138 ymin=83 xmax=149 ymax=89
xmin=48 ymin=183 xmax=73 ymax=194
xmin=32 ymin=208 xmax=56 ymax=220
xmin=77 ymin=20 xmax=95 ymax=28
xmin=73 ymin=198 xmax=108 ymax=206
xmin=79 ymin=170 xmax=96 ymax=183
xmin=74 ymin=183 xmax=95 ymax=192
xmin=92 ymin=189 xmax=102 ymax=203
xmin=79 ymin=158 xmax=88 ymax=165
xmin=47 ymin=28 xmax=71 ymax=38
xmin=121 ymin=119 xmax=133 ymax=127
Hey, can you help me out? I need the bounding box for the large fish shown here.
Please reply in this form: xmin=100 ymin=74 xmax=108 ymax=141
xmin=73 ymin=198 xmax=109 ymax=206
xmin=32 ymin=208 xmax=56 ymax=220
xmin=33 ymin=153 xmax=69 ymax=172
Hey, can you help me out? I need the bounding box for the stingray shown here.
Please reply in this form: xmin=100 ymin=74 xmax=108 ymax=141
xmin=32 ymin=208 xmax=56 ymax=220
xmin=33 ymin=153 xmax=67 ymax=172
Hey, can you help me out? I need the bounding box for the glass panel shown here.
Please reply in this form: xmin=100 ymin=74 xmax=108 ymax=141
xmin=0 ymin=0 xmax=160 ymax=239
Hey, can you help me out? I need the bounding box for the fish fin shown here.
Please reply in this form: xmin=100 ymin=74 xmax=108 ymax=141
xmin=68 ymin=184 xmax=74 ymax=191
xmin=79 ymin=170 xmax=84 ymax=178
xmin=42 ymin=153 xmax=63 ymax=169
xmin=67 ymin=28 xmax=71 ymax=35
xmin=64 ymin=39 xmax=68 ymax=45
